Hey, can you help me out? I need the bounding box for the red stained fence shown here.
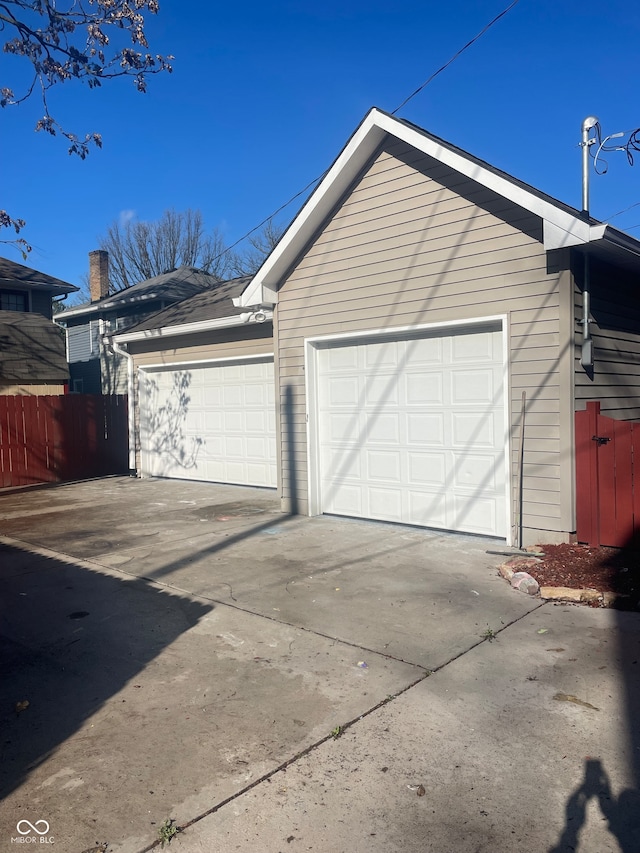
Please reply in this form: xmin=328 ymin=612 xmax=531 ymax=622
xmin=576 ymin=401 xmax=638 ymax=547
xmin=0 ymin=395 xmax=129 ymax=488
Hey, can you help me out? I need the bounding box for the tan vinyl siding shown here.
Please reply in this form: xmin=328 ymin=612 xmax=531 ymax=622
xmin=0 ymin=383 xmax=66 ymax=395
xmin=276 ymin=140 xmax=571 ymax=542
xmin=129 ymin=325 xmax=273 ymax=369
xmin=574 ymin=256 xmax=640 ymax=419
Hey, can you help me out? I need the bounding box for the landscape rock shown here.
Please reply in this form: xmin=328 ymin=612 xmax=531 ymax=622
xmin=539 ymin=586 xmax=601 ymax=603
xmin=510 ymin=572 xmax=540 ymax=596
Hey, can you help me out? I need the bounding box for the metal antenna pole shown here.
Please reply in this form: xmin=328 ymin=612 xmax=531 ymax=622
xmin=580 ymin=117 xmax=598 ymax=369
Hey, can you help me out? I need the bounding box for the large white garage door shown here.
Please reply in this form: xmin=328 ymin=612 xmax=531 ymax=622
xmin=139 ymin=358 xmax=276 ymax=487
xmin=315 ymin=327 xmax=506 ymax=536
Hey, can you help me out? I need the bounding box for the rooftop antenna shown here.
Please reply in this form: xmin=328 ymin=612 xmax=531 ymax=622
xmin=579 ymin=116 xmax=598 ymax=369
xmin=581 ymin=115 xmax=599 ymax=216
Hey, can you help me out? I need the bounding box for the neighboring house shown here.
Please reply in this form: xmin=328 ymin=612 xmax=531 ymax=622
xmin=113 ymin=108 xmax=640 ymax=547
xmin=113 ymin=277 xmax=275 ymax=486
xmin=0 ymin=256 xmax=79 ymax=394
xmin=55 ymin=250 xmax=223 ymax=394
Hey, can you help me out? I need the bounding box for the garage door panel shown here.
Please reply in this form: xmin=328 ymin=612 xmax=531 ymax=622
xmin=140 ymin=360 xmax=276 ymax=488
xmin=366 ymin=412 xmax=400 ymax=443
xmin=245 ymin=410 xmax=267 ymax=432
xmin=451 ymin=369 xmax=496 ymax=403
xmin=369 ymin=487 xmax=402 ymax=520
xmin=451 ymin=411 xmax=497 ymax=446
xmin=322 ymin=444 xmax=362 ymax=479
xmin=366 ymin=449 xmax=402 ymax=481
xmin=408 ymin=491 xmax=448 ymax=526
xmin=316 ymin=328 xmax=506 ymax=537
xmin=406 ymin=373 xmax=443 ymax=405
xmin=327 ymin=377 xmax=359 ymax=406
xmin=364 ymin=341 xmax=399 ymax=367
xmin=452 ymin=331 xmax=495 ymax=360
xmin=365 ymin=375 xmax=398 ymax=405
xmin=203 ymin=386 xmax=222 ymax=406
xmin=407 ymin=452 xmax=446 ymax=486
xmin=325 ymin=412 xmax=359 ymax=442
xmin=329 ymin=483 xmax=363 ymax=516
xmin=407 ymin=413 xmax=444 ymax=444
xmin=453 ymin=453 xmax=498 ymax=489
xmin=405 ymin=337 xmax=442 ymax=364
xmin=452 ymin=494 xmax=497 ymax=534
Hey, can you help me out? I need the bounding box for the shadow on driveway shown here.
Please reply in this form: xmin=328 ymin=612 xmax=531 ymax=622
xmin=0 ymin=540 xmax=212 ymax=803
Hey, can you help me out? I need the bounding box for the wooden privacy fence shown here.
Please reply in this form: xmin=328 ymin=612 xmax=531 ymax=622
xmin=0 ymin=395 xmax=129 ymax=488
xmin=576 ymin=401 xmax=638 ymax=547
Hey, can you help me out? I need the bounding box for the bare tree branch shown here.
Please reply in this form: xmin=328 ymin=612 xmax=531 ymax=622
xmin=99 ymin=209 xmax=232 ymax=292
xmin=228 ymin=219 xmax=285 ymax=276
xmin=1 ymin=1 xmax=173 ymax=253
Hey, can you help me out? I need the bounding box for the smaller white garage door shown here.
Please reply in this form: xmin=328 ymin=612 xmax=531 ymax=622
xmin=139 ymin=358 xmax=276 ymax=487
xmin=314 ymin=327 xmax=506 ymax=537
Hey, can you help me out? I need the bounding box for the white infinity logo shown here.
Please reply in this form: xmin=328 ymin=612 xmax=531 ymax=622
xmin=16 ymin=820 xmax=50 ymax=836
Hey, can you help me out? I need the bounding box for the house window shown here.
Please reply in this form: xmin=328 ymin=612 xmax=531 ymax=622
xmin=0 ymin=291 xmax=28 ymax=312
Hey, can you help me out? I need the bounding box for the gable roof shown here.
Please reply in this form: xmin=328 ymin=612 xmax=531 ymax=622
xmin=238 ymin=107 xmax=640 ymax=308
xmin=56 ymin=266 xmax=221 ymax=321
xmin=0 ymin=256 xmax=78 ymax=297
xmin=114 ymin=275 xmax=271 ymax=344
xmin=0 ymin=311 xmax=69 ymax=383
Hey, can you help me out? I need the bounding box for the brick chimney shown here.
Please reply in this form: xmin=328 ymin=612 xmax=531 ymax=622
xmin=89 ymin=249 xmax=110 ymax=302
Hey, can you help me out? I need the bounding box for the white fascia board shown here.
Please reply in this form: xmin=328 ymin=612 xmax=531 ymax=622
xmin=114 ymin=313 xmax=259 ymax=344
xmin=239 ymin=109 xmax=619 ymax=308
xmin=238 ymin=111 xmax=386 ymax=307
xmin=373 ymin=111 xmax=595 ymax=245
xmin=55 ymin=304 xmax=95 ymax=321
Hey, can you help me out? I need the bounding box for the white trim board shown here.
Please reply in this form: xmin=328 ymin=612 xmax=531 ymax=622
xmin=238 ymin=107 xmax=629 ymax=308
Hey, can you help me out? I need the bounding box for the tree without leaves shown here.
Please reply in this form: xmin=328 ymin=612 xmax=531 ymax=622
xmin=99 ymin=209 xmax=232 ymax=292
xmin=96 ymin=210 xmax=286 ymax=296
xmin=228 ymin=219 xmax=285 ymax=277
xmin=0 ymin=0 xmax=173 ymax=254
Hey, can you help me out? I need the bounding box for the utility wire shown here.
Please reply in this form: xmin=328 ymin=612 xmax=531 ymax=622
xmin=217 ymin=0 xmax=522 ymax=266
xmin=604 ymin=201 xmax=640 ymax=221
xmin=392 ymin=0 xmax=521 ymax=115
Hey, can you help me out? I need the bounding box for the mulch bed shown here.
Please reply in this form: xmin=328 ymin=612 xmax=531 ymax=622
xmin=529 ymin=543 xmax=640 ymax=609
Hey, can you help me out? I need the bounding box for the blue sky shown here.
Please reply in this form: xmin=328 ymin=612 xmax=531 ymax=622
xmin=2 ymin=0 xmax=640 ymax=293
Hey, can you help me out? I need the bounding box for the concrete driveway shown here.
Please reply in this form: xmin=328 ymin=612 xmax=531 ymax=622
xmin=1 ymin=477 xmax=638 ymax=853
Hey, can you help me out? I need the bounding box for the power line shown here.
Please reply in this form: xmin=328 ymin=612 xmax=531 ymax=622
xmin=392 ymin=0 xmax=521 ymax=115
xmin=604 ymin=201 xmax=640 ymax=221
xmin=218 ymin=0 xmax=522 ymax=266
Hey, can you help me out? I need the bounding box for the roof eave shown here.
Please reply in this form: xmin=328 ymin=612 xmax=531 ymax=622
xmin=239 ymin=108 xmax=636 ymax=307
xmin=113 ymin=311 xmax=273 ymax=344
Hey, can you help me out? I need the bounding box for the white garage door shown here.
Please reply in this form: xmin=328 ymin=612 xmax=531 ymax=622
xmin=139 ymin=358 xmax=276 ymax=487
xmin=315 ymin=327 xmax=506 ymax=536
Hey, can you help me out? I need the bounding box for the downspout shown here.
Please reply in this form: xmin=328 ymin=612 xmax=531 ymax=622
xmin=112 ymin=339 xmax=136 ymax=473
xmin=580 ymin=116 xmax=598 ymax=369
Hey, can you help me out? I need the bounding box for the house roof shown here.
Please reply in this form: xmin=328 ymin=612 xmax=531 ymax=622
xmin=0 ymin=256 xmax=78 ymax=296
xmin=238 ymin=107 xmax=640 ymax=308
xmin=114 ymin=275 xmax=271 ymax=344
xmin=0 ymin=311 xmax=69 ymax=383
xmin=56 ymin=266 xmax=221 ymax=321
